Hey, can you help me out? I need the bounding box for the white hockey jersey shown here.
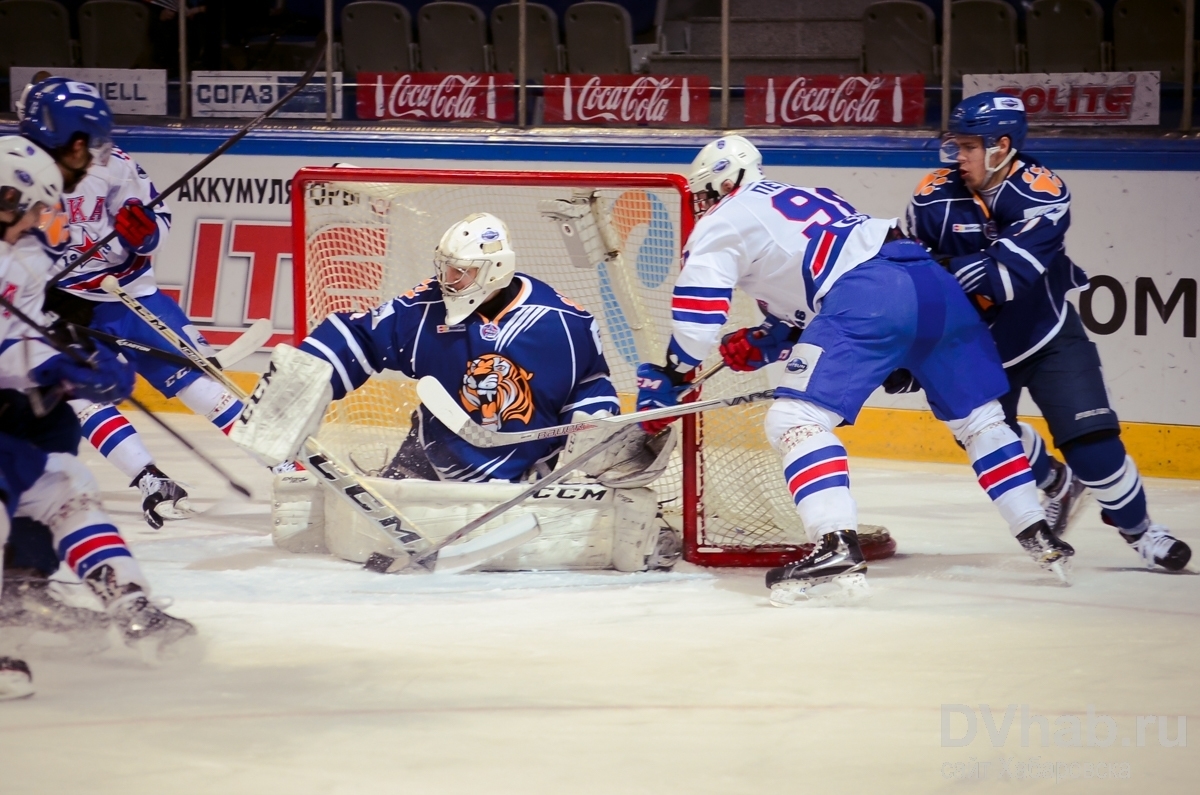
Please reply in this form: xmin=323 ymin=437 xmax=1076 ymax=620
xmin=52 ymin=146 xmax=171 ymax=301
xmin=0 ymin=234 xmax=60 ymax=391
xmin=668 ymin=180 xmax=896 ymax=367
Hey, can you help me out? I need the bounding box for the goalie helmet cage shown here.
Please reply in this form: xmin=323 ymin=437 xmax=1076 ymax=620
xmin=290 ymin=167 xmax=891 ymax=568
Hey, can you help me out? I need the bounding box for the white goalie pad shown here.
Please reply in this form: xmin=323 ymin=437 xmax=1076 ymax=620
xmin=319 ymin=477 xmax=666 ymax=572
xmin=559 ymin=415 xmax=677 ymax=489
xmin=271 ymin=471 xmax=328 ymax=554
xmin=229 ymin=344 xmax=334 ymax=466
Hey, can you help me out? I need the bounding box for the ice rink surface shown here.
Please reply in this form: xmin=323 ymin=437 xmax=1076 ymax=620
xmin=1 ymin=415 xmax=1197 ymax=794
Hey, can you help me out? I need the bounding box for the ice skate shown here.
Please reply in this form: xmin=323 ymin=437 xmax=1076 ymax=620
xmin=1042 ymin=459 xmax=1089 ymax=537
xmin=0 ymin=656 xmax=33 ymax=700
xmin=133 ymin=465 xmax=195 ymax=529
xmin=85 ymin=564 xmax=196 ymax=660
xmin=1121 ymin=524 xmax=1191 ymax=572
xmin=1 ymin=571 xmax=111 ymax=649
xmin=1016 ymin=520 xmax=1074 ymax=583
xmin=765 ymin=530 xmax=870 ymax=607
xmin=645 ymin=524 xmax=683 ymax=571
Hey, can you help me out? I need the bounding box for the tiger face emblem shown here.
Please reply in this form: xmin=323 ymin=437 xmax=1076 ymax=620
xmin=460 ymin=354 xmax=534 ymax=429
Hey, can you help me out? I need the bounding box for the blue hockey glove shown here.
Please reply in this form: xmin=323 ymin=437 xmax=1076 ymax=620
xmin=636 ymin=362 xmax=694 ymax=435
xmin=33 ymin=345 xmax=135 ymax=404
xmin=719 ymin=314 xmax=801 ymax=372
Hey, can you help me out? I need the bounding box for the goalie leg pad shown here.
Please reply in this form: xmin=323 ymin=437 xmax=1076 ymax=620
xmin=229 ymin=344 xmax=334 ymax=467
xmin=271 ymin=471 xmax=328 ymax=554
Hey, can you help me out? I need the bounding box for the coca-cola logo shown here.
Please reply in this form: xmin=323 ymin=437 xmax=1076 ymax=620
xmin=776 ymin=76 xmax=890 ymax=124
xmin=372 ymin=74 xmax=500 ymax=120
xmin=562 ymin=76 xmax=693 ymax=124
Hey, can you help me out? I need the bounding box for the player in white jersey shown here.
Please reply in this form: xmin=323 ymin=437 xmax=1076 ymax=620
xmin=19 ymin=77 xmax=256 ymax=529
xmin=636 ymin=136 xmax=1069 ymax=604
xmin=239 ymin=213 xmax=680 ymax=573
xmin=0 ymin=138 xmax=194 ymax=682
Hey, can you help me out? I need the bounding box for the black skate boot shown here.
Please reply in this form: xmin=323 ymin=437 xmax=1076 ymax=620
xmin=1016 ymin=520 xmax=1074 ymax=583
xmin=1121 ymin=524 xmax=1191 ymax=572
xmin=0 ymin=656 xmax=33 ymax=700
xmin=765 ymin=529 xmax=869 ymax=606
xmin=84 ymin=564 xmax=196 ymax=657
xmin=133 ymin=465 xmax=195 ymax=530
xmin=1042 ymin=458 xmax=1089 ymax=537
xmin=646 ymin=524 xmax=683 ymax=571
xmin=1 ymin=569 xmax=111 ymax=643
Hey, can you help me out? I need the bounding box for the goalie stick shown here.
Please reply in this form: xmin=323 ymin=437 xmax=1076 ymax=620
xmin=72 ymin=318 xmax=274 ymax=371
xmin=47 ymin=33 xmax=329 ymax=291
xmin=413 ymin=363 xmax=727 ymax=567
xmin=98 ymin=276 xmax=537 ymax=574
xmin=0 ymin=291 xmax=251 ymax=498
xmin=418 ymin=374 xmax=773 ymax=449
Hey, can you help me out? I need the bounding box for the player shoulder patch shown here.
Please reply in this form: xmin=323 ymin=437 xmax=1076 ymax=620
xmin=914 ymin=168 xmax=953 ymax=197
xmin=1019 ymin=164 xmax=1065 ymax=198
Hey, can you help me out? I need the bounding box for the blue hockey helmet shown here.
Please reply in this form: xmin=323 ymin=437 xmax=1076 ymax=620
xmin=940 ymin=92 xmax=1027 ymax=164
xmin=19 ymin=77 xmax=114 ymax=166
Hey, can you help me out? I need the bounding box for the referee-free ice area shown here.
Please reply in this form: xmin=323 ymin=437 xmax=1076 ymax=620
xmin=1 ymin=414 xmax=1196 ymax=794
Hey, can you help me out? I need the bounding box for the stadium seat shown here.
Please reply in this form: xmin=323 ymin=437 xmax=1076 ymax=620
xmin=492 ymin=2 xmax=564 ymax=79
xmin=417 ymin=1 xmax=492 ymax=73
xmin=564 ymin=1 xmax=631 ymax=74
xmin=950 ymin=0 xmax=1020 ymax=78
xmin=863 ymin=0 xmax=938 ymax=79
xmin=79 ymin=0 xmax=150 ymax=68
xmin=0 ymin=0 xmax=73 ymax=75
xmin=342 ymin=1 xmax=416 ymax=73
xmin=1027 ymin=0 xmax=1106 ymax=73
xmin=1114 ymin=0 xmax=1187 ymax=82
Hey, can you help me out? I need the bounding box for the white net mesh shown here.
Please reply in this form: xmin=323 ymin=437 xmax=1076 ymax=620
xmin=297 ymin=172 xmax=805 ymax=560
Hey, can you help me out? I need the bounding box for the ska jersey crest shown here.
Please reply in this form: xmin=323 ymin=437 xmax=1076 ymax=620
xmin=1021 ymin=165 xmax=1064 ymax=197
xmin=915 ymin=168 xmax=952 ymax=197
xmin=460 ymin=353 xmax=535 ymax=429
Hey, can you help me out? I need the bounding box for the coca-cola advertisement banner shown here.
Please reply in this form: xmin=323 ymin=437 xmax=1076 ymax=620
xmin=962 ymin=72 xmax=1160 ymax=126
xmin=356 ymin=73 xmax=515 ymax=122
xmin=745 ymin=74 xmax=924 ymax=127
xmin=543 ymin=74 xmax=710 ymax=126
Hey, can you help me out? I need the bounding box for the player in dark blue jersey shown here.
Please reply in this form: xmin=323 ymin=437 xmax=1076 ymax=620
xmin=907 ymin=92 xmax=1190 ymax=572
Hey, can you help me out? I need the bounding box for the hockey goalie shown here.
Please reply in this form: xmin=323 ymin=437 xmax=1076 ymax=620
xmin=235 ymin=212 xmax=681 ymax=573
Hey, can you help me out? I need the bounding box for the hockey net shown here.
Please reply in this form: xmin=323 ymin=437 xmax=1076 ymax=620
xmin=290 ymin=168 xmax=893 ymax=567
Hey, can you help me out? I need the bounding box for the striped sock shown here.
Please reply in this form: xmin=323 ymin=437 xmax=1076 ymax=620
xmin=77 ymin=404 xmax=153 ymax=480
xmin=1017 ymin=421 xmax=1054 ymax=489
xmin=780 ymin=430 xmax=856 ymax=540
xmin=58 ymin=524 xmax=134 ymax=580
xmin=1068 ymin=440 xmax=1148 ymax=532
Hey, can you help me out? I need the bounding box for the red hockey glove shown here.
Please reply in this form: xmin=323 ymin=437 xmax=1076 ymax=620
xmin=114 ymin=199 xmax=160 ymax=252
xmin=719 ymin=315 xmax=801 ymax=372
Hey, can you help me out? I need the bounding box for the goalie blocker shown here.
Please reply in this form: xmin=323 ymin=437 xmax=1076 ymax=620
xmin=273 ymin=472 xmax=682 ymax=573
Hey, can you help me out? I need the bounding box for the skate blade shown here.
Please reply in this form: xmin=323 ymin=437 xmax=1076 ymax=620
xmin=769 ymin=572 xmax=870 ymax=607
xmin=0 ymin=672 xmax=34 ymax=701
xmin=1044 ymin=556 xmax=1072 ymax=585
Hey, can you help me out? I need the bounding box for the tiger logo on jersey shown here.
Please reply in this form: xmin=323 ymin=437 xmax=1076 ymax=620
xmin=460 ymin=354 xmax=535 ymax=429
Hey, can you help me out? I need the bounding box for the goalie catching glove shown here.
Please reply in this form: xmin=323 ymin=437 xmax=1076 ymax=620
xmin=558 ymin=411 xmax=676 ymax=488
xmin=229 ymin=344 xmax=334 ymax=466
xmin=719 ymin=313 xmax=801 ymax=372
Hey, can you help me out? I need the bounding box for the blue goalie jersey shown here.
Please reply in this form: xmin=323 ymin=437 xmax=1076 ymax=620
xmin=905 ymin=156 xmax=1089 ymax=366
xmin=301 ymin=274 xmax=621 ymax=482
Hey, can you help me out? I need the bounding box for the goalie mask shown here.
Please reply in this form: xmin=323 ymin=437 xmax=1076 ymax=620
xmin=434 ymin=212 xmax=517 ymax=325
xmin=687 ymin=135 xmax=765 ymax=219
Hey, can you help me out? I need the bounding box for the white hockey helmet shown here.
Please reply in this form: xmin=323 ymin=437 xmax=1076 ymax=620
xmin=687 ymin=135 xmax=765 ymax=217
xmin=0 ymin=134 xmax=62 ymax=218
xmin=434 ymin=212 xmax=517 ymax=324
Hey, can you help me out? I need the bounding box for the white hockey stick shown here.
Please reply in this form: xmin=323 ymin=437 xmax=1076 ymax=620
xmin=418 ymin=374 xmax=772 ymax=448
xmin=214 ymin=319 xmax=274 ymax=368
xmin=99 ymin=276 xmax=538 ymax=573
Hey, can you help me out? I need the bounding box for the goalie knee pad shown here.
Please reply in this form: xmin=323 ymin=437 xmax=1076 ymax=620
xmin=229 ymin=344 xmax=334 ymax=466
xmin=271 ymin=471 xmax=328 ymax=554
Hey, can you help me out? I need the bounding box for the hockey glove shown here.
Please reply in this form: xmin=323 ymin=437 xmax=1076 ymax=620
xmin=32 ymin=345 xmax=135 ymax=404
xmin=636 ymin=362 xmax=695 ymax=435
xmin=114 ymin=199 xmax=160 ymax=253
xmin=940 ymin=256 xmax=999 ymax=321
xmin=719 ymin=314 xmax=801 ymax=372
xmin=882 ymin=368 xmax=922 ymax=394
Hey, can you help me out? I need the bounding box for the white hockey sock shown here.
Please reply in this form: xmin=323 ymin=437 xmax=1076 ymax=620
xmin=1018 ymin=421 xmax=1054 ymax=490
xmin=948 ymin=403 xmax=1044 ymax=536
xmin=176 ymin=377 xmax=245 ymax=434
xmin=780 ymin=429 xmax=857 ymax=542
xmin=73 ymin=401 xmax=154 ymax=480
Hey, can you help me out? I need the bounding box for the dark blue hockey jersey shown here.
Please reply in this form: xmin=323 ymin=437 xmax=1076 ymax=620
xmin=905 ymin=156 xmax=1089 ymax=366
xmin=301 ymin=274 xmax=620 ymax=482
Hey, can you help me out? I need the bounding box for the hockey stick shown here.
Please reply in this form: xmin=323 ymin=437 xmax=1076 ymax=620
xmin=412 ymin=363 xmax=728 ymax=566
xmin=47 ymin=33 xmax=329 ymax=291
xmin=0 ymin=291 xmax=251 ymax=497
xmin=98 ymin=276 xmax=537 ymax=573
xmin=418 ymin=373 xmax=772 ymax=449
xmin=70 ymin=318 xmax=274 ymax=371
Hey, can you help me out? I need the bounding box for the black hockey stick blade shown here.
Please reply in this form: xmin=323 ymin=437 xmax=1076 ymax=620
xmin=48 ymin=30 xmax=330 ymax=290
